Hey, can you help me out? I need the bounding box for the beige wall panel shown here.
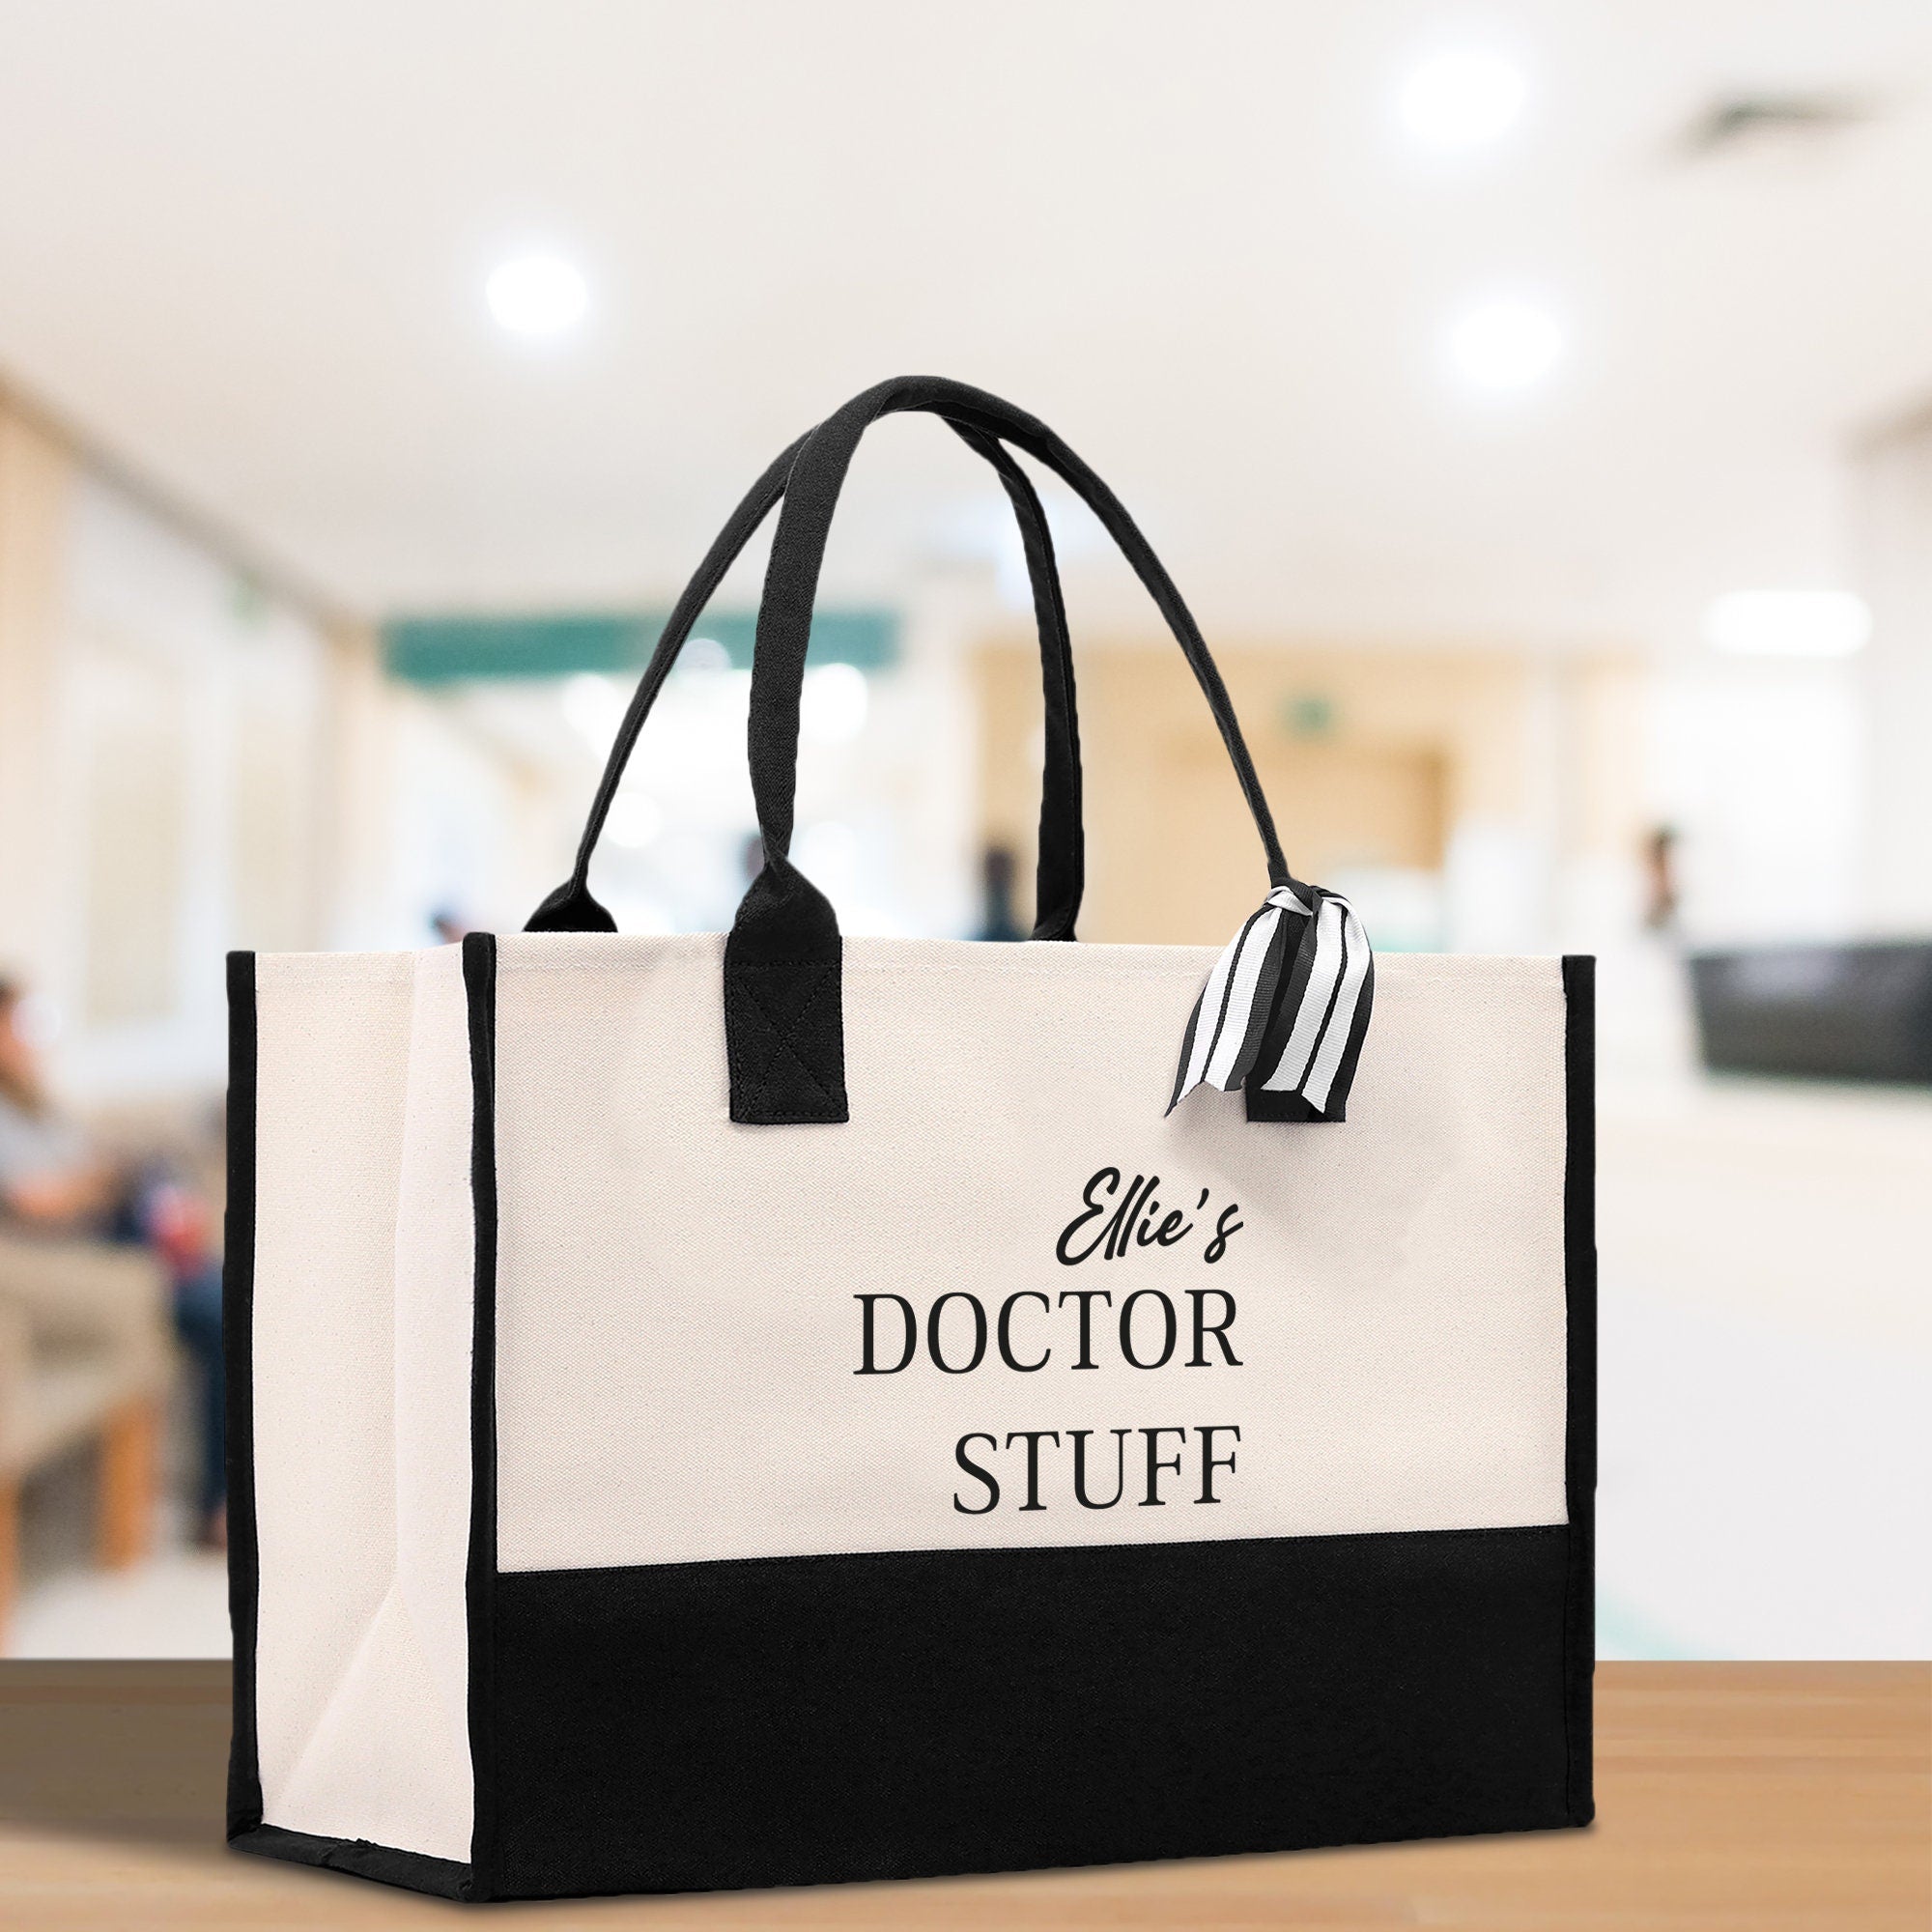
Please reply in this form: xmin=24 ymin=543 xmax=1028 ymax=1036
xmin=79 ymin=640 xmax=189 ymax=1024
xmin=0 ymin=401 xmax=76 ymax=987
xmin=974 ymin=639 xmax=1634 ymax=946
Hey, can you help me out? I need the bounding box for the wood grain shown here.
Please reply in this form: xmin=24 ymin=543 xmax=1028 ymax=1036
xmin=0 ymin=1662 xmax=1924 ymax=1929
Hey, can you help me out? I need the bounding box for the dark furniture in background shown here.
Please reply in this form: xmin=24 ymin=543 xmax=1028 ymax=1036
xmin=1690 ymin=941 xmax=1932 ymax=1085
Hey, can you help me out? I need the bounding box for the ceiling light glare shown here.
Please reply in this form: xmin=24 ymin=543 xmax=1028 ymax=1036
xmin=486 ymin=251 xmax=590 ymax=338
xmin=682 ymin=637 xmax=733 ymax=674
xmin=1444 ymin=296 xmax=1564 ymax=396
xmin=1703 ymin=590 xmax=1873 ymax=658
xmin=1397 ymin=49 xmax=1528 ymax=154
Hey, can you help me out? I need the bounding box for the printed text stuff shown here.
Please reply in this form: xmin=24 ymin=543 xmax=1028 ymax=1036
xmin=854 ymin=1168 xmax=1251 ymax=1516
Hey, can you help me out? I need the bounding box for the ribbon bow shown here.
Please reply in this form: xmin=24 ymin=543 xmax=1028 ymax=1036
xmin=1168 ymin=885 xmax=1375 ymax=1122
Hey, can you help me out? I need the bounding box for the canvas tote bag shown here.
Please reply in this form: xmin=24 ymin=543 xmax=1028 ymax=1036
xmin=224 ymin=376 xmax=1596 ymax=1902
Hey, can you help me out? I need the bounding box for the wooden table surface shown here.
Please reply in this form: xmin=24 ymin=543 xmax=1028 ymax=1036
xmin=0 ymin=1662 xmax=1924 ymax=1929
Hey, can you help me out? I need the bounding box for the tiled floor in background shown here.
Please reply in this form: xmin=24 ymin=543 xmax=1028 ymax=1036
xmin=1594 ymin=1076 xmax=1931 ymax=1659
xmin=10 ymin=1541 xmax=228 ymax=1659
xmin=10 ymin=1459 xmax=228 ymax=1659
xmin=9 ymin=1074 xmax=1930 ymax=1661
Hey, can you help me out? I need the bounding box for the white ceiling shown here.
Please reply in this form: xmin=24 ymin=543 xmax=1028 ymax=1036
xmin=2 ymin=1 xmax=1931 ymax=646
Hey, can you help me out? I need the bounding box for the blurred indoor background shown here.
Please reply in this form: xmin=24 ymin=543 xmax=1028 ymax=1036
xmin=0 ymin=2 xmax=1926 ymax=1661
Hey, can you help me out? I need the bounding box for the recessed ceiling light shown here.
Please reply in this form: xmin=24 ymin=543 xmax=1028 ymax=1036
xmin=1444 ymin=296 xmax=1564 ymax=396
xmin=1397 ymin=50 xmax=1528 ymax=155
xmin=1704 ymin=590 xmax=1872 ymax=658
xmin=486 ymin=251 xmax=590 ymax=338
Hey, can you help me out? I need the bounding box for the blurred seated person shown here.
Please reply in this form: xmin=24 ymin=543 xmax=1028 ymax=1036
xmin=973 ymin=844 xmax=1025 ymax=943
xmin=0 ymin=976 xmax=225 ymax=1548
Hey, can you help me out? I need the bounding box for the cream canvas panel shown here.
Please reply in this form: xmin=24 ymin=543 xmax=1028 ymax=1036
xmin=251 ymin=948 xmax=473 ymax=1864
xmin=492 ymin=936 xmax=1569 ymax=1573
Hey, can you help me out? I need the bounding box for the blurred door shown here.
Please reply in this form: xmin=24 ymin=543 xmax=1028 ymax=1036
xmin=974 ymin=642 xmax=1448 ymax=947
xmin=1127 ymin=726 xmax=1445 ymax=946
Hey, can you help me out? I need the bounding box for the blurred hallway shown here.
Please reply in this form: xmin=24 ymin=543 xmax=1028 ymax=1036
xmin=2 ymin=3 xmax=1930 ymax=1662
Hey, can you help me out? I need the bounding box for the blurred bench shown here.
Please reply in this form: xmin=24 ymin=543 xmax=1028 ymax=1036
xmin=0 ymin=1233 xmax=173 ymax=1646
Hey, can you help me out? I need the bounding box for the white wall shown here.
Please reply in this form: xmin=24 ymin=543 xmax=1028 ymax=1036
xmin=1646 ymin=655 xmax=1866 ymax=949
xmin=46 ymin=472 xmax=332 ymax=1102
xmin=1854 ymin=412 xmax=1932 ymax=937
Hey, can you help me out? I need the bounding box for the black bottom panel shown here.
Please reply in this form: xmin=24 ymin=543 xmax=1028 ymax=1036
xmin=230 ymin=1824 xmax=471 ymax=1898
xmin=486 ymin=1523 xmax=1584 ymax=1901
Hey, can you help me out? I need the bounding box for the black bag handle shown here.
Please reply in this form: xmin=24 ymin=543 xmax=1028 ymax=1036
xmin=527 ymin=422 xmax=1084 ymax=940
xmin=743 ymin=379 xmax=1289 ymax=888
xmin=724 ymin=377 xmax=1296 ymax=1124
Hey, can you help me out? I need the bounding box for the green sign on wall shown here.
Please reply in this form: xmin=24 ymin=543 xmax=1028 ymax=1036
xmin=381 ymin=608 xmax=897 ymax=685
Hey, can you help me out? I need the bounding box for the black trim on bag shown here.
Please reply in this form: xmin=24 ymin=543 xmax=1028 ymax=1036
xmin=222 ymin=951 xmax=262 ymax=1842
xmin=462 ymin=932 xmax=501 ymax=1902
xmin=229 ymin=946 xmax=491 ymax=1896
xmin=230 ymin=1824 xmax=469 ymax=1899
xmin=1561 ymin=953 xmax=1598 ymax=1826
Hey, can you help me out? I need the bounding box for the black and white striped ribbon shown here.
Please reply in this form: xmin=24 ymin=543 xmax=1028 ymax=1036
xmin=1167 ymin=884 xmax=1375 ymax=1121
